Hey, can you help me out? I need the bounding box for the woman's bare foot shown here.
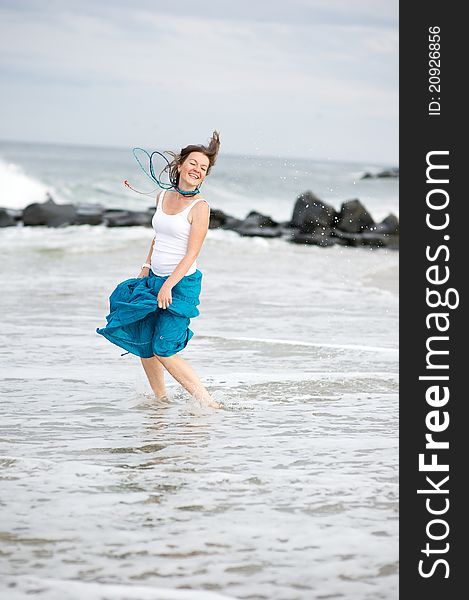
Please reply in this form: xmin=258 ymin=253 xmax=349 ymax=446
xmin=198 ymin=396 xmax=221 ymax=409
xmin=193 ymin=389 xmax=221 ymax=409
xmin=155 ymin=354 xmax=221 ymax=408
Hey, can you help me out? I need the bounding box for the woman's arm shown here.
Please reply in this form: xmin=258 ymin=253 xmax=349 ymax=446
xmin=157 ymin=201 xmax=210 ymax=307
xmin=137 ymin=237 xmax=154 ymax=278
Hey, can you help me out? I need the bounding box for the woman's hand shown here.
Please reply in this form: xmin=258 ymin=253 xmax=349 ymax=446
xmin=137 ymin=267 xmax=150 ymax=278
xmin=157 ymin=282 xmax=173 ymax=309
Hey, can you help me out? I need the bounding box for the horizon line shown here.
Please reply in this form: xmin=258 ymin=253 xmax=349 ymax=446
xmin=0 ymin=137 xmax=398 ymax=168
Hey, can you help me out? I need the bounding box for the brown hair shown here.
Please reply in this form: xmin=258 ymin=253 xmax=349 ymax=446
xmin=165 ymin=131 xmax=221 ymax=187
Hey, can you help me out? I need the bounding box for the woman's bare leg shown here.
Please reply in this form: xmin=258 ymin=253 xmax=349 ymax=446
xmin=155 ymin=354 xmax=220 ymax=408
xmin=140 ymin=356 xmax=168 ymax=400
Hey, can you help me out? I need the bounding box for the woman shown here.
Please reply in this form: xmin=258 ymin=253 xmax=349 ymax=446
xmin=96 ymin=132 xmax=220 ymax=408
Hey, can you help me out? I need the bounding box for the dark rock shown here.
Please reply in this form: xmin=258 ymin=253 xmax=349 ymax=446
xmin=336 ymin=199 xmax=375 ymax=233
xmin=277 ymin=223 xmax=298 ymax=239
xmin=221 ymin=216 xmax=244 ymax=231
xmin=209 ymin=208 xmax=228 ymax=229
xmin=290 ymin=228 xmax=337 ymax=247
xmin=74 ymin=203 xmax=105 ymax=226
xmin=386 ymin=235 xmax=399 ymax=250
xmin=360 ymin=167 xmax=399 ymax=179
xmin=1 ymin=207 xmax=23 ymax=222
xmin=12 ymin=209 xmax=23 ymax=221
xmin=23 ymin=198 xmax=78 ymax=227
xmin=359 ymin=232 xmax=399 ymax=249
xmin=290 ymin=191 xmax=331 ymax=228
xmin=331 ymin=230 xmax=362 ymax=246
xmin=231 ymin=210 xmax=281 ymax=237
xmin=237 ymin=226 xmax=282 ymax=238
xmin=332 ymin=229 xmax=399 ymax=249
xmin=368 ymin=213 xmax=399 ymax=234
xmin=300 ymin=201 xmax=338 ymax=233
xmin=243 ymin=210 xmax=279 ymax=228
xmin=102 ymin=209 xmax=152 ymax=227
xmin=377 ymin=168 xmax=399 ymax=178
xmin=0 ymin=208 xmax=17 ymax=227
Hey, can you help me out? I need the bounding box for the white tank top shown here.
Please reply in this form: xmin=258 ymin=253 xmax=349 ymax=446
xmin=151 ymin=189 xmax=207 ymax=276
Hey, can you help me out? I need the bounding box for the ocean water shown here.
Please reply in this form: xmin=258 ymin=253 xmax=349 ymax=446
xmin=0 ymin=141 xmax=398 ymax=599
xmin=0 ymin=140 xmax=398 ymax=222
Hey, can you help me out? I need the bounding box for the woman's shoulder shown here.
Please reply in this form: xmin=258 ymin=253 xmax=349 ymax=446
xmin=192 ymin=196 xmax=210 ymax=209
xmin=188 ymin=197 xmax=210 ymax=225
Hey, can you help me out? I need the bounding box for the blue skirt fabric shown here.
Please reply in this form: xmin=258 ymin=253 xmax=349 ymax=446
xmin=96 ymin=269 xmax=203 ymax=358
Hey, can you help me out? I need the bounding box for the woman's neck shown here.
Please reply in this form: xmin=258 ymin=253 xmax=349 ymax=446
xmin=174 ymin=182 xmax=200 ymax=197
xmin=177 ymin=181 xmax=197 ymax=193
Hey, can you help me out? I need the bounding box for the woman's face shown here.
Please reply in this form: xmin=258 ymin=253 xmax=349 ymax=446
xmin=178 ymin=151 xmax=210 ymax=189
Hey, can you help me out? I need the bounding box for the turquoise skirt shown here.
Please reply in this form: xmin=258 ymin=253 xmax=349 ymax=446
xmin=96 ymin=269 xmax=202 ymax=358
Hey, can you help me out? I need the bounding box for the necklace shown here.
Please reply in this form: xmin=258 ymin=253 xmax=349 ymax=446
xmin=174 ymin=183 xmax=200 ymax=197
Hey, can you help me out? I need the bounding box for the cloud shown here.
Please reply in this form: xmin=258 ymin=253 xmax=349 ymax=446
xmin=0 ymin=1 xmax=398 ymax=162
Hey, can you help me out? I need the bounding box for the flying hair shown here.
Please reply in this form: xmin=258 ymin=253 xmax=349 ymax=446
xmin=125 ymin=131 xmax=221 ymax=197
xmin=165 ymin=131 xmax=221 ymax=187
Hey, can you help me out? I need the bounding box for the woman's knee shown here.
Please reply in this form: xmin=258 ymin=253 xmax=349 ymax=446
xmin=154 ymin=353 xmax=179 ymax=364
xmin=141 ymin=355 xmax=163 ymax=365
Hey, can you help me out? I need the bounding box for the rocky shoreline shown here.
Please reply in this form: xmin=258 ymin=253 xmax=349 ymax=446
xmin=0 ymin=191 xmax=399 ymax=249
xmin=360 ymin=167 xmax=399 ymax=179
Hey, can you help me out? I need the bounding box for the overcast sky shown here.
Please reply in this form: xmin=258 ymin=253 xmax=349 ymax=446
xmin=0 ymin=0 xmax=398 ymax=163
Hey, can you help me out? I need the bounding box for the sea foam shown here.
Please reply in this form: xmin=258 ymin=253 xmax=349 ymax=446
xmin=0 ymin=159 xmax=52 ymax=209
